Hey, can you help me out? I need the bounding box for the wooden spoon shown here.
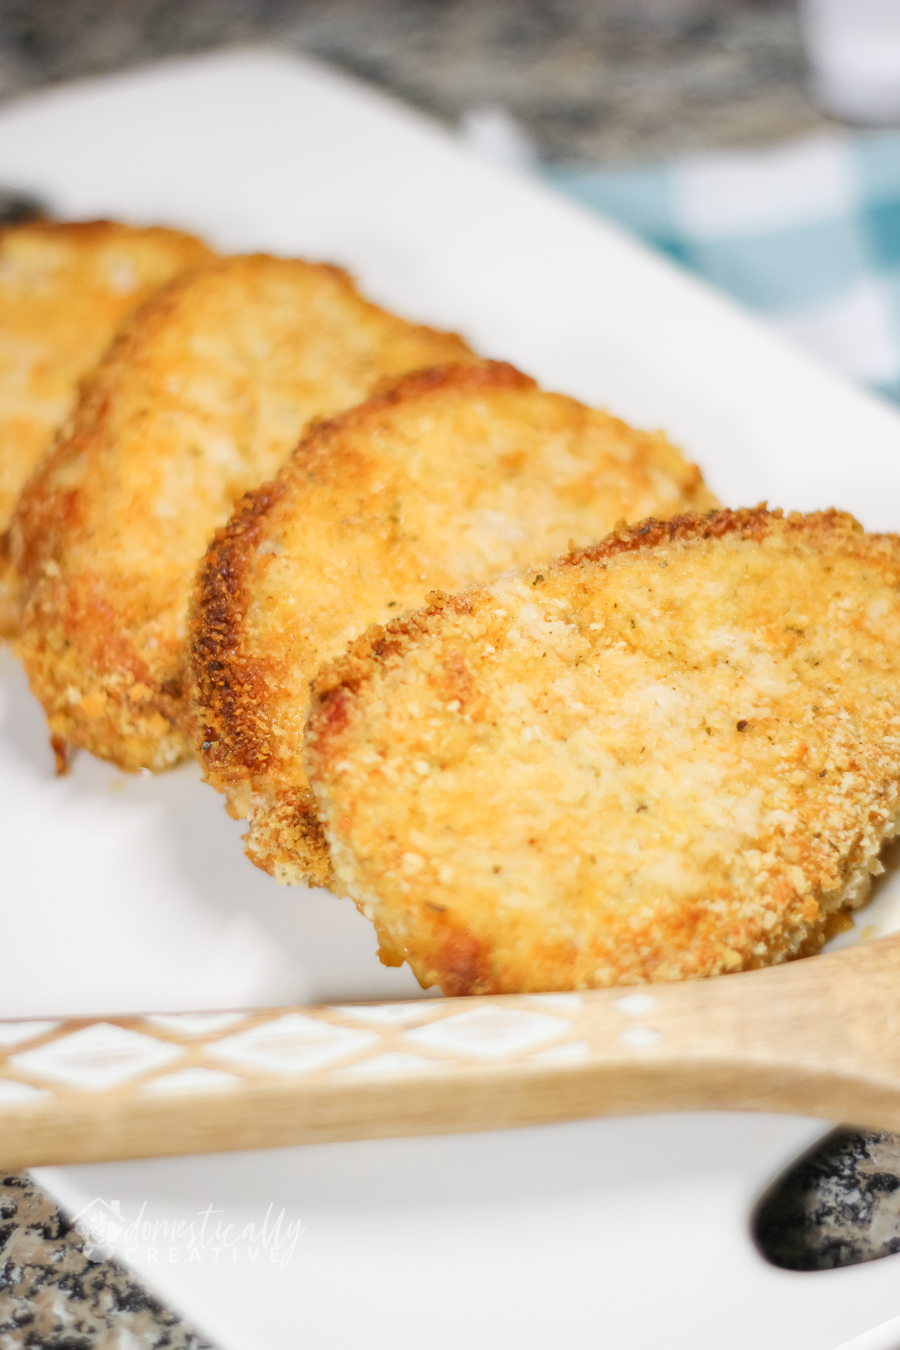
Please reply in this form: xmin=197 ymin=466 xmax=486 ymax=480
xmin=1 ymin=931 xmax=898 ymax=1172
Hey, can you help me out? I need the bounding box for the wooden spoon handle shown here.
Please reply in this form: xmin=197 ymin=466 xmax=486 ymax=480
xmin=2 ymin=934 xmax=898 ymax=1170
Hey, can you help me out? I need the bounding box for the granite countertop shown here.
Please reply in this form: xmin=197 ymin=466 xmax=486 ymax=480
xmin=0 ymin=0 xmax=836 ymax=164
xmin=0 ymin=2 xmax=892 ymax=1346
xmin=0 ymin=1174 xmax=213 ymax=1348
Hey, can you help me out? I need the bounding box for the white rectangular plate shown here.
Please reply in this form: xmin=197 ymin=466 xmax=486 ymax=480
xmin=2 ymin=47 xmax=900 ymax=1350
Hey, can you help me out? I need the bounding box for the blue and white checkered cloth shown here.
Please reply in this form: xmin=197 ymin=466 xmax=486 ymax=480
xmin=548 ymin=133 xmax=900 ymax=406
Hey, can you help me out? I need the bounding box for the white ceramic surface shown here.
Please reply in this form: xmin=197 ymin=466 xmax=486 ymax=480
xmin=1 ymin=47 xmax=900 ymax=1350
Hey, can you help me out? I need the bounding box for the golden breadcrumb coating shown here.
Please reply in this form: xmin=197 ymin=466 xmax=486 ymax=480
xmin=189 ymin=360 xmax=716 ymax=887
xmin=0 ymin=218 xmax=213 ymax=634
xmin=9 ymin=254 xmax=473 ymax=772
xmin=305 ymin=508 xmax=900 ymax=994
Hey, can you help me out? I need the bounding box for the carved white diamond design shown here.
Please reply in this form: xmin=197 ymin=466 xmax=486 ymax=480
xmin=144 ymin=1012 xmax=248 ymax=1036
xmin=339 ymin=1052 xmax=448 ymax=1076
xmin=619 ymin=1026 xmax=662 ymax=1049
xmin=208 ymin=1013 xmax=377 ymax=1075
xmin=615 ymin=993 xmax=657 ymax=1017
xmin=143 ymin=1067 xmax=241 ymax=1094
xmin=0 ymin=1021 xmax=60 ymax=1047
xmin=330 ymin=1003 xmax=432 ymax=1026
xmin=0 ymin=1079 xmax=52 ymax=1106
xmin=524 ymin=993 xmax=583 ymax=1012
xmin=10 ymin=1022 xmax=183 ymax=1090
xmin=529 ymin=1039 xmax=590 ymax=1064
xmin=405 ymin=1007 xmax=569 ymax=1058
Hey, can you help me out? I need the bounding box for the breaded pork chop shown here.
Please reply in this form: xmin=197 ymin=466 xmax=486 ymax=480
xmin=10 ymin=254 xmax=473 ymax=773
xmin=305 ymin=508 xmax=900 ymax=994
xmin=0 ymin=218 xmax=213 ymax=634
xmin=189 ymin=360 xmax=716 ymax=888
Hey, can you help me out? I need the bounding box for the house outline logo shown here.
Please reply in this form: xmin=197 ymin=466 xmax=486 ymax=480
xmin=70 ymin=1197 xmax=123 ymax=1261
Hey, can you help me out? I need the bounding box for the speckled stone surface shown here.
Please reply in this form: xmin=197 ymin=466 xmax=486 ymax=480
xmin=0 ymin=1173 xmax=213 ymax=1348
xmin=755 ymin=1129 xmax=900 ymax=1271
xmin=0 ymin=0 xmax=895 ymax=1344
xmin=0 ymin=0 xmax=834 ymax=165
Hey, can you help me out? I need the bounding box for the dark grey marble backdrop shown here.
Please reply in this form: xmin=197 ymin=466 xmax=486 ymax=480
xmin=0 ymin=0 xmax=829 ymax=162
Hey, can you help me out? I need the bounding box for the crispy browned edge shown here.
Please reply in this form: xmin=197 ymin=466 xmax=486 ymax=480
xmin=0 ymin=218 xmax=205 ymax=253
xmin=0 ymin=217 xmax=214 ymax=642
xmin=187 ymin=362 xmax=534 ymax=883
xmin=0 ymin=530 xmax=14 ymax=638
xmin=308 ymin=503 xmax=868 ymax=743
xmin=0 ymin=216 xmax=209 ymax=248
